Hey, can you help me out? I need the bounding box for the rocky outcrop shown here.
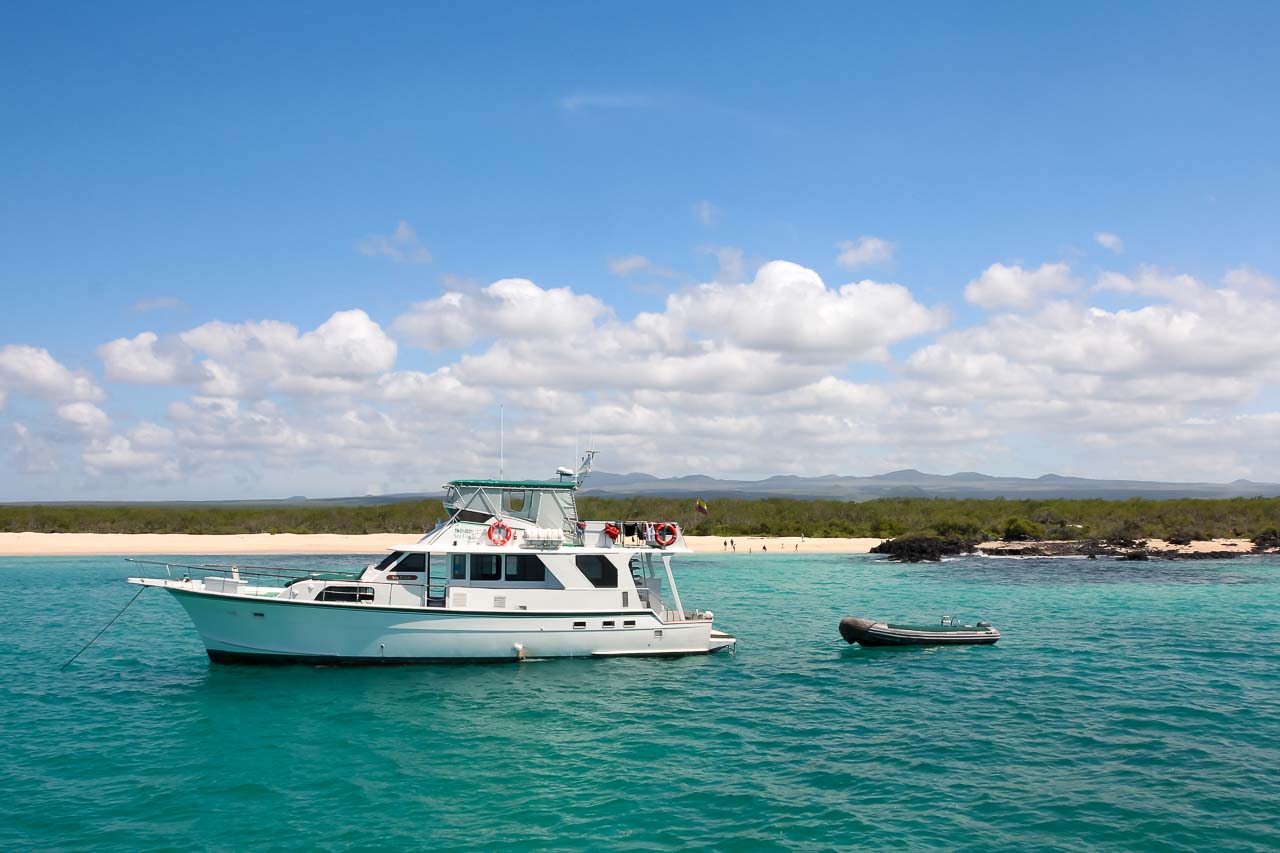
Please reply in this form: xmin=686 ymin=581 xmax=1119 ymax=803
xmin=871 ymin=535 xmax=977 ymax=562
xmin=976 ymin=539 xmax=1249 ymax=560
xmin=1252 ymin=530 xmax=1280 ymax=552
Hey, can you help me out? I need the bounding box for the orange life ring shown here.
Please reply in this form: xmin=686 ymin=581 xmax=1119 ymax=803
xmin=488 ymin=520 xmax=513 ymax=546
xmin=654 ymin=523 xmax=678 ymax=547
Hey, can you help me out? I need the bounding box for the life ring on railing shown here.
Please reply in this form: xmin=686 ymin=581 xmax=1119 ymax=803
xmin=654 ymin=523 xmax=678 ymax=548
xmin=487 ymin=520 xmax=513 ymax=546
xmin=603 ymin=523 xmax=621 ymax=541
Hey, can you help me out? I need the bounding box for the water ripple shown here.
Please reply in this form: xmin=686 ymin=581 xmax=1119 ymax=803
xmin=1 ymin=554 xmax=1278 ymax=851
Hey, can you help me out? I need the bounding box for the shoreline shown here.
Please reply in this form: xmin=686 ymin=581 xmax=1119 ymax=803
xmin=0 ymin=532 xmax=1270 ymax=559
xmin=976 ymin=537 xmax=1263 ymax=558
xmin=0 ymin=532 xmax=887 ymax=557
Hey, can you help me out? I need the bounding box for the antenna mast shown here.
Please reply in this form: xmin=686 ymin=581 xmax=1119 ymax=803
xmin=499 ymin=404 xmax=504 ymax=479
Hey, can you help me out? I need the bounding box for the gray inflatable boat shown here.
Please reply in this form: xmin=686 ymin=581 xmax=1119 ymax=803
xmin=839 ymin=615 xmax=1000 ymax=647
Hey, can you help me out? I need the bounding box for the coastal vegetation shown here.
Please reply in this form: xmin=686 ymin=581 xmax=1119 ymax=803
xmin=2 ymin=495 xmax=1278 ymax=541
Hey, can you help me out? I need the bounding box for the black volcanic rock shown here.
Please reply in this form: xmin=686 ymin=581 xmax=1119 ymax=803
xmin=1252 ymin=530 xmax=1280 ymax=552
xmin=871 ymin=535 xmax=977 ymax=563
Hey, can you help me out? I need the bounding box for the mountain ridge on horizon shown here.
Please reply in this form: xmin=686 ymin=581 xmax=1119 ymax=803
xmin=9 ymin=469 xmax=1279 ymax=506
xmin=575 ymin=468 xmax=1280 ymax=501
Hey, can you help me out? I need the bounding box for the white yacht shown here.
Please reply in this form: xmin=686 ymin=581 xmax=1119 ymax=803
xmin=127 ymin=454 xmax=736 ymax=663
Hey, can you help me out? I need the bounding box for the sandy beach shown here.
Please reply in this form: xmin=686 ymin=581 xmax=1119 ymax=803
xmin=0 ymin=532 xmax=417 ymax=557
xmin=0 ymin=532 xmax=887 ymax=557
xmin=2 ymin=533 xmax=1262 ymax=558
xmin=683 ymin=536 xmax=884 ymax=554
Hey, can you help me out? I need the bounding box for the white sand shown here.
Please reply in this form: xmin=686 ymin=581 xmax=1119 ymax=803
xmin=0 ymin=532 xmax=886 ymax=557
xmin=684 ymin=536 xmax=884 ymax=554
xmin=0 ymin=532 xmax=416 ymax=557
xmin=1134 ymin=538 xmax=1255 ymax=553
xmin=2 ymin=532 xmax=1261 ymax=558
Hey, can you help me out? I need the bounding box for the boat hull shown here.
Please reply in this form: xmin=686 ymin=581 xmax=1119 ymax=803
xmin=164 ymin=585 xmax=733 ymax=663
xmin=839 ymin=616 xmax=999 ymax=647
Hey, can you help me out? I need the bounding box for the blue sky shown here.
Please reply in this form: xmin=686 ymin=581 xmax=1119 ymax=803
xmin=2 ymin=2 xmax=1280 ymax=499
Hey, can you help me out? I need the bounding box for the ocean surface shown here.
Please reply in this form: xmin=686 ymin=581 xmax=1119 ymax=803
xmin=2 ymin=553 xmax=1278 ymax=852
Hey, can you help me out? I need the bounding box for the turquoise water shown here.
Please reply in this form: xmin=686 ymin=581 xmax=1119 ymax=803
xmin=2 ymin=553 xmax=1279 ymax=851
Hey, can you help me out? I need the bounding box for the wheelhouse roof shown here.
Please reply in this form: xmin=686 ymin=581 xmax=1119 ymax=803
xmin=445 ymin=478 xmax=577 ymax=490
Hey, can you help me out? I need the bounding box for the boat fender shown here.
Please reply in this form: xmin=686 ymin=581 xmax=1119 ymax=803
xmin=488 ymin=520 xmax=513 ymax=546
xmin=654 ymin=523 xmax=678 ymax=547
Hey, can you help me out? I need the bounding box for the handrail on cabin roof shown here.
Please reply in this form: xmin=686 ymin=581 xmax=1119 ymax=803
xmin=445 ymin=479 xmax=578 ymax=490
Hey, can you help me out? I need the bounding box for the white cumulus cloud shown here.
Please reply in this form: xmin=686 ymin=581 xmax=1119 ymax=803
xmin=99 ymin=332 xmax=203 ymax=384
xmin=393 ymin=279 xmax=610 ymax=351
xmin=0 ymin=344 xmax=104 ymax=406
xmin=964 ymin=262 xmax=1078 ymax=310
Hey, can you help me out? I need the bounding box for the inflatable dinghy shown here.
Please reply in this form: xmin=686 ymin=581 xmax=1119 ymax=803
xmin=839 ymin=615 xmax=999 ymax=647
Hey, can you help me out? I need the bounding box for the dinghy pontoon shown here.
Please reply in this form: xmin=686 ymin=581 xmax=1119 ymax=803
xmin=839 ymin=615 xmax=999 ymax=647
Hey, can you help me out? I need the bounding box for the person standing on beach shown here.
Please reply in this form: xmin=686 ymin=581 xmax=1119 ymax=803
xmin=731 ymin=539 xmax=736 ymax=552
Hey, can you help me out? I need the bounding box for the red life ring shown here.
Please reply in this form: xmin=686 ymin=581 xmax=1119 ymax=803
xmin=488 ymin=520 xmax=513 ymax=546
xmin=654 ymin=523 xmax=678 ymax=547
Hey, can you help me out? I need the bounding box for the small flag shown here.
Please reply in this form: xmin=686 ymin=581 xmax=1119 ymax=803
xmin=695 ymin=498 xmax=709 ymax=516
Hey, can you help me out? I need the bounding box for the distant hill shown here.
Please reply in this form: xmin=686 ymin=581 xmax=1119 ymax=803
xmin=7 ymin=470 xmax=1280 ymax=507
xmin=575 ymin=469 xmax=1280 ymax=501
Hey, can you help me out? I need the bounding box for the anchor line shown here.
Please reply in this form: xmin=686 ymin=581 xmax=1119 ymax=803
xmin=59 ymin=586 xmax=148 ymax=671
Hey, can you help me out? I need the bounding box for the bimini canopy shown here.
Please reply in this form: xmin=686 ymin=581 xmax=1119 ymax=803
xmin=442 ymin=479 xmax=579 ymax=536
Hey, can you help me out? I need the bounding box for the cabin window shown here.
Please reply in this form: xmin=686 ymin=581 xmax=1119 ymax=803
xmin=451 ymin=555 xmax=467 ymax=580
xmin=317 ymin=586 xmax=375 ymax=602
xmin=374 ymin=552 xmax=403 ymax=571
xmin=397 ymin=553 xmax=426 ymax=573
xmin=471 ymin=554 xmax=501 ymax=582
xmin=502 ymin=490 xmax=529 ymax=513
xmin=504 ymin=554 xmax=546 ymax=583
xmin=573 ymin=621 xmax=586 ymax=630
xmin=602 ymin=620 xmax=615 ymax=628
xmin=575 ymin=555 xmax=617 ymax=589
xmin=624 ymin=620 xmax=636 ymax=627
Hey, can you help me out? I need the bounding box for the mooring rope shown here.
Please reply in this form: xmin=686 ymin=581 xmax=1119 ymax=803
xmin=59 ymin=585 xmax=148 ymax=671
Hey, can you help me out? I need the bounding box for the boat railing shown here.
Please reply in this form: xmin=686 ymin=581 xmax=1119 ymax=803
xmin=662 ymin=609 xmax=714 ymax=623
xmin=124 ymin=559 xmax=446 ymax=607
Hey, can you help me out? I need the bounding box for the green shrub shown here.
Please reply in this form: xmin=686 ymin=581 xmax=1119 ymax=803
xmin=1003 ymin=517 xmax=1045 ymax=541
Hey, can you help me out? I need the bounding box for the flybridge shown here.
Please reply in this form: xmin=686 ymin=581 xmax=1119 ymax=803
xmin=440 ymin=451 xmax=598 ymax=541
xmin=442 ymin=478 xmax=581 ymax=542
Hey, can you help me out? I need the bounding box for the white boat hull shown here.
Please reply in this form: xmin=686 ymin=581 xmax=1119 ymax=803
xmin=159 ymin=584 xmax=734 ymax=663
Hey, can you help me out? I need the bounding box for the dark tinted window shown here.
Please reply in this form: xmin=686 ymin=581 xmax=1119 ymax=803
xmin=397 ymin=553 xmax=426 ymax=573
xmin=504 ymin=555 xmax=545 ymax=582
xmin=374 ymin=552 xmax=402 ymax=571
xmin=471 ymin=555 xmax=501 ymax=581
xmin=576 ymin=555 xmax=617 ymax=588
xmin=317 ymin=586 xmax=374 ymax=602
xmin=451 ymin=555 xmax=467 ymax=580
